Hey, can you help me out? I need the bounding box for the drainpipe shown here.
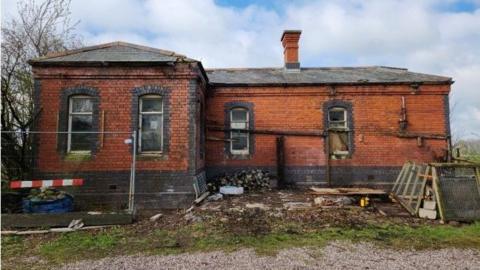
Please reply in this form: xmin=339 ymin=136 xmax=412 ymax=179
xmin=325 ymin=130 xmax=331 ymax=186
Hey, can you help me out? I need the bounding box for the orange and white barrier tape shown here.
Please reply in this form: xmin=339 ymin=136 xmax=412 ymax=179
xmin=10 ymin=179 xmax=84 ymax=189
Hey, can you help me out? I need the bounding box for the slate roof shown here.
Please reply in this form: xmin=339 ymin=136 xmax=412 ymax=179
xmin=206 ymin=66 xmax=453 ymax=85
xmin=29 ymin=42 xmax=198 ymax=65
xmin=29 ymin=41 xmax=452 ymax=85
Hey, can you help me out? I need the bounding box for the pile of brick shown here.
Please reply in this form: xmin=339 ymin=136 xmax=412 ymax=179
xmin=207 ymin=169 xmax=272 ymax=193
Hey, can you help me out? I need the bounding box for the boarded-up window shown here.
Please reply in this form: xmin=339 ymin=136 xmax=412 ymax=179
xmin=328 ymin=107 xmax=349 ymax=159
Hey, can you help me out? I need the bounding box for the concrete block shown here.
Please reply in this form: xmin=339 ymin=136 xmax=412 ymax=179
xmin=423 ymin=200 xmax=436 ymax=210
xmin=419 ymin=208 xmax=437 ymax=220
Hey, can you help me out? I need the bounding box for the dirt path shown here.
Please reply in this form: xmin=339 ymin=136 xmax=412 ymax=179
xmin=59 ymin=241 xmax=480 ymax=270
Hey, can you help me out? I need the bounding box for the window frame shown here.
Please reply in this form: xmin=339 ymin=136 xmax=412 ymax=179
xmin=229 ymin=107 xmax=249 ymax=155
xmin=67 ymin=95 xmax=94 ymax=153
xmin=328 ymin=107 xmax=348 ymax=130
xmin=327 ymin=107 xmax=349 ymax=157
xmin=138 ymin=94 xmax=164 ymax=153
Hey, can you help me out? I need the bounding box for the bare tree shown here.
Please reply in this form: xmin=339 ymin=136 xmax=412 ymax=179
xmin=1 ymin=0 xmax=82 ymax=184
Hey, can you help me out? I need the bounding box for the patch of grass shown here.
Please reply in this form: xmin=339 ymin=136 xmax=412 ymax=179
xmin=154 ymin=222 xmax=480 ymax=256
xmin=3 ymin=222 xmax=480 ymax=269
xmin=1 ymin=236 xmax=25 ymax=258
xmin=38 ymin=227 xmax=125 ymax=264
xmin=464 ymin=154 xmax=480 ymax=163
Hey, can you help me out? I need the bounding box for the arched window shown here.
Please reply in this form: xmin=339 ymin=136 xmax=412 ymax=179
xmin=68 ymin=95 xmax=94 ymax=152
xmin=138 ymin=95 xmax=163 ymax=153
xmin=230 ymin=107 xmax=249 ymax=155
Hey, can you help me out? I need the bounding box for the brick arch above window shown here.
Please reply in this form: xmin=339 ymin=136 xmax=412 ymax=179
xmin=131 ymin=85 xmax=171 ymax=155
xmin=58 ymin=86 xmax=100 ymax=155
xmin=323 ymin=99 xmax=355 ymax=157
xmin=224 ymin=101 xmax=255 ymax=159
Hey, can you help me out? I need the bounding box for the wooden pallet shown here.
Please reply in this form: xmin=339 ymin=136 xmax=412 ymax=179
xmin=392 ymin=162 xmax=480 ymax=221
xmin=390 ymin=162 xmax=430 ymax=216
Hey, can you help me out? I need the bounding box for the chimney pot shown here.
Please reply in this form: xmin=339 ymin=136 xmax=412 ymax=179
xmin=281 ymin=30 xmax=301 ymax=70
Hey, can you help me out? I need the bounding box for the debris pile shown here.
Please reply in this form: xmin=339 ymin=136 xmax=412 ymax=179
xmin=314 ymin=196 xmax=355 ymax=207
xmin=207 ymin=169 xmax=272 ymax=193
xmin=27 ymin=187 xmax=69 ymax=201
xmin=223 ymin=207 xmax=271 ymax=236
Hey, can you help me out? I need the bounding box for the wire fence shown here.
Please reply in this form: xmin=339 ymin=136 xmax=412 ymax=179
xmin=1 ymin=130 xmax=136 ymax=214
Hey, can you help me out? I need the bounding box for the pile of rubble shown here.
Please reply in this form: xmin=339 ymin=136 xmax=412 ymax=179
xmin=207 ymin=169 xmax=273 ymax=193
xmin=27 ymin=187 xmax=69 ymax=201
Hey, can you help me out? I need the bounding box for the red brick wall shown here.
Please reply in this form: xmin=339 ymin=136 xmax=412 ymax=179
xmin=195 ymin=83 xmax=207 ymax=173
xmin=33 ymin=63 xmax=451 ymax=181
xmin=206 ymin=84 xmax=451 ymax=168
xmin=33 ymin=64 xmax=201 ymax=173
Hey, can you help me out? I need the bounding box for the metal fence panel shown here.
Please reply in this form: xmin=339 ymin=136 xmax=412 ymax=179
xmin=435 ymin=166 xmax=480 ymax=221
xmin=1 ymin=130 xmax=135 ymax=214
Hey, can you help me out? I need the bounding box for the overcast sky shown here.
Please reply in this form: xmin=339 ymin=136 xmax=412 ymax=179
xmin=2 ymin=0 xmax=480 ymax=139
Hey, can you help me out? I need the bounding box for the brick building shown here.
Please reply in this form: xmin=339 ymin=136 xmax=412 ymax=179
xmin=29 ymin=30 xmax=453 ymax=209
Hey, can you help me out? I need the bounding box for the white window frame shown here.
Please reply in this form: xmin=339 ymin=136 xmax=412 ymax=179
xmin=230 ymin=108 xmax=249 ymax=155
xmin=138 ymin=95 xmax=163 ymax=153
xmin=67 ymin=95 xmax=93 ymax=153
xmin=328 ymin=107 xmax=348 ymax=130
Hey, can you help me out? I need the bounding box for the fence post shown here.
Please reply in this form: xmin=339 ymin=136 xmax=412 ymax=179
xmin=128 ymin=131 xmax=137 ymax=213
xmin=276 ymin=136 xmax=285 ymax=188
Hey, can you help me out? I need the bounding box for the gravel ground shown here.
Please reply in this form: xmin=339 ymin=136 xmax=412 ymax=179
xmin=59 ymin=241 xmax=480 ymax=270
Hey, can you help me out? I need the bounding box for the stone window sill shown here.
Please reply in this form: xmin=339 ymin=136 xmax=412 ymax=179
xmin=228 ymin=153 xmax=252 ymax=160
xmin=137 ymin=153 xmax=167 ymax=161
xmin=65 ymin=152 xmax=92 ymax=162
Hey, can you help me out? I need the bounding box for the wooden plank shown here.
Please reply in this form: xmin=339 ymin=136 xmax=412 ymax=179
xmin=430 ymin=163 xmax=480 ymax=168
xmin=1 ymin=212 xmax=133 ymax=229
xmin=402 ymin=163 xmax=417 ymax=197
xmin=2 ymin=226 xmax=111 ymax=235
xmin=310 ymin=187 xmax=386 ymax=195
xmin=392 ymin=163 xmax=408 ymax=193
xmin=414 ymin=165 xmax=430 ymax=215
xmin=396 ymin=195 xmax=422 ymax=199
xmin=397 ymin=163 xmax=414 ymax=195
xmin=432 ymin=167 xmax=445 ymax=222
xmin=390 ymin=193 xmax=416 ymax=215
xmin=194 ymin=192 xmax=209 ymax=205
xmin=374 ymin=202 xmax=412 ymax=218
xmin=407 ymin=164 xmax=423 ymax=208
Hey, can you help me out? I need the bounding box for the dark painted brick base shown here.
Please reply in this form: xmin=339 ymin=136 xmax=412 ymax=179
xmin=35 ymin=165 xmax=400 ymax=210
xmin=206 ymin=166 xmax=276 ymax=179
xmin=206 ymin=165 xmax=401 ymax=190
xmin=35 ymin=170 xmax=202 ymax=210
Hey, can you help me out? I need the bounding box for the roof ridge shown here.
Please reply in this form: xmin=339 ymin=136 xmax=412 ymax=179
xmin=207 ymin=66 xmax=453 ymax=85
xmin=206 ymin=67 xmax=279 ymax=71
xmin=375 ymin=66 xmax=408 ymax=71
xmin=31 ymin=41 xmax=194 ymax=62
xmin=206 ymin=66 xmax=412 ymax=72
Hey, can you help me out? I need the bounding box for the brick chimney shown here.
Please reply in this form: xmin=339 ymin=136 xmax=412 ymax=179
xmin=281 ymin=30 xmax=302 ymax=70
